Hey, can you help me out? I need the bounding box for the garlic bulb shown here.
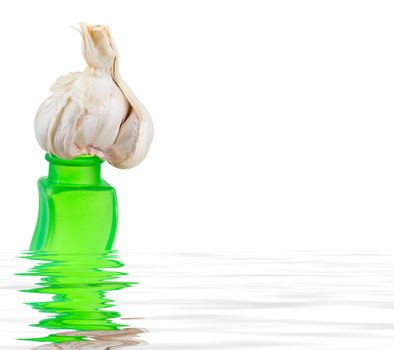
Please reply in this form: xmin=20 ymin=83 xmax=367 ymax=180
xmin=35 ymin=23 xmax=153 ymax=169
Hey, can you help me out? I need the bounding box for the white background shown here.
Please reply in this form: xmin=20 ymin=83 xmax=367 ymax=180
xmin=0 ymin=0 xmax=392 ymax=252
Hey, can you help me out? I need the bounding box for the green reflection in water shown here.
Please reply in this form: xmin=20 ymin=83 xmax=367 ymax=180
xmin=17 ymin=250 xmax=135 ymax=344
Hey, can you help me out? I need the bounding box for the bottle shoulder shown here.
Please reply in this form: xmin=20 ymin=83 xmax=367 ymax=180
xmin=38 ymin=176 xmax=116 ymax=192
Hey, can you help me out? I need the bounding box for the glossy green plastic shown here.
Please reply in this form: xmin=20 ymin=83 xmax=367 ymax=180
xmin=30 ymin=154 xmax=118 ymax=252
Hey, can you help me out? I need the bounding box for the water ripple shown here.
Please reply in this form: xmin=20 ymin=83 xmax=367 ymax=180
xmin=0 ymin=251 xmax=393 ymax=349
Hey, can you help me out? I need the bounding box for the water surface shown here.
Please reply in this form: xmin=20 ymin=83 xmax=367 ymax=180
xmin=1 ymin=251 xmax=394 ymax=349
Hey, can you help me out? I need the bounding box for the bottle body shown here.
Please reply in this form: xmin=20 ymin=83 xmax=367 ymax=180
xmin=30 ymin=154 xmax=118 ymax=252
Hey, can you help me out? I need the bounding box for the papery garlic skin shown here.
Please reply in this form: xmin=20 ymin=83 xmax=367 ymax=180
xmin=34 ymin=23 xmax=153 ymax=169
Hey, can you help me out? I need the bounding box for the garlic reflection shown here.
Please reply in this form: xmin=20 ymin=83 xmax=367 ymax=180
xmin=31 ymin=328 xmax=147 ymax=349
xmin=35 ymin=23 xmax=153 ymax=169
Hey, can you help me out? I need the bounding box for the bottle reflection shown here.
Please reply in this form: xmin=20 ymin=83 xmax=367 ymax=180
xmin=18 ymin=250 xmax=146 ymax=349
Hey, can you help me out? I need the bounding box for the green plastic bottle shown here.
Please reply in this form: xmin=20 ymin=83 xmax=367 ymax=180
xmin=30 ymin=154 xmax=118 ymax=252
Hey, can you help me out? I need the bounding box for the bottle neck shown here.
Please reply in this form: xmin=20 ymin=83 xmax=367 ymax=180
xmin=46 ymin=154 xmax=103 ymax=185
